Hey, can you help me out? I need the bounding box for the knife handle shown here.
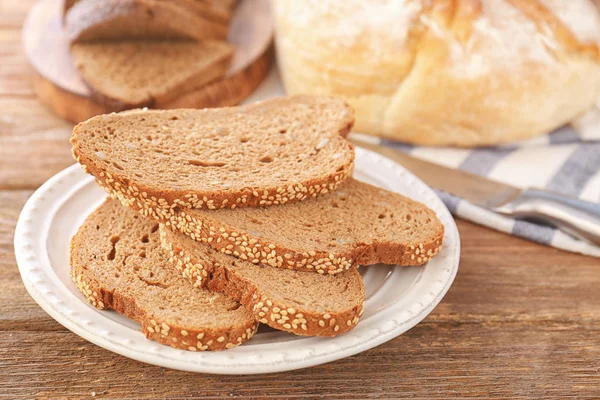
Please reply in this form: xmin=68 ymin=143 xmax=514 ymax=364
xmin=501 ymin=189 xmax=600 ymax=246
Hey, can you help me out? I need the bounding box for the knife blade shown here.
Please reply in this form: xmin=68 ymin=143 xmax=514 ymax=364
xmin=349 ymin=135 xmax=522 ymax=209
xmin=349 ymin=134 xmax=600 ymax=246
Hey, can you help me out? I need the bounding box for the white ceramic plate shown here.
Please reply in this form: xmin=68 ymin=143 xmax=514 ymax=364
xmin=14 ymin=147 xmax=460 ymax=374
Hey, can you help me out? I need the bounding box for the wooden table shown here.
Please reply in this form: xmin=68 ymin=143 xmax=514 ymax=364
xmin=1 ymin=2 xmax=599 ymax=398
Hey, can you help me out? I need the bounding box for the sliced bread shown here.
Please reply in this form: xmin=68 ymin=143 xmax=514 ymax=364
xmin=66 ymin=0 xmax=228 ymax=43
xmin=72 ymin=96 xmax=355 ymax=213
xmin=170 ymin=0 xmax=234 ymax=26
xmin=71 ymin=40 xmax=233 ymax=109
xmin=70 ymin=198 xmax=257 ymax=351
xmin=165 ymin=178 xmax=445 ymax=275
xmin=159 ymin=226 xmax=365 ymax=337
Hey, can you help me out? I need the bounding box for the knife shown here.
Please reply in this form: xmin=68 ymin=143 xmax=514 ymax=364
xmin=349 ymin=135 xmax=600 ymax=246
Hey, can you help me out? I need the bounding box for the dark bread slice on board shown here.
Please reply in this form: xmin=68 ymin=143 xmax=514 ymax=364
xmin=71 ymin=95 xmax=355 ymax=212
xmin=160 ymin=226 xmax=365 ymax=337
xmin=70 ymin=199 xmax=257 ymax=351
xmin=173 ymin=0 xmax=235 ymax=26
xmin=71 ymin=40 xmax=233 ymax=109
xmin=65 ymin=0 xmax=235 ymax=26
xmin=66 ymin=0 xmax=228 ymax=42
xmin=165 ymin=178 xmax=445 ymax=275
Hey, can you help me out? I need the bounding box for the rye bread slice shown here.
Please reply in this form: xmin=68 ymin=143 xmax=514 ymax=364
xmin=66 ymin=0 xmax=228 ymax=42
xmin=165 ymin=178 xmax=445 ymax=275
xmin=70 ymin=198 xmax=257 ymax=351
xmin=175 ymin=0 xmax=234 ymax=26
xmin=71 ymin=96 xmax=355 ymax=213
xmin=65 ymin=0 xmax=234 ymax=26
xmin=71 ymin=40 xmax=233 ymax=109
xmin=159 ymin=226 xmax=365 ymax=337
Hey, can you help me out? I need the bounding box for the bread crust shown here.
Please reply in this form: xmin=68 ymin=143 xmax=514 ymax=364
xmin=160 ymin=227 xmax=366 ymax=337
xmin=274 ymin=0 xmax=600 ymax=146
xmin=70 ymin=199 xmax=258 ymax=351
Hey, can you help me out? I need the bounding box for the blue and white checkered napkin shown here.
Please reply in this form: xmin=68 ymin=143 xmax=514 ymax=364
xmin=248 ymin=69 xmax=600 ymax=258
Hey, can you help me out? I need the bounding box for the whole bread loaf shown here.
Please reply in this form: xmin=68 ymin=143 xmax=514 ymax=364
xmin=71 ymin=96 xmax=355 ymax=212
xmin=71 ymin=40 xmax=233 ymax=109
xmin=66 ymin=0 xmax=228 ymax=42
xmin=274 ymin=0 xmax=600 ymax=146
xmin=165 ymin=178 xmax=444 ymax=275
xmin=160 ymin=226 xmax=365 ymax=337
xmin=70 ymin=199 xmax=258 ymax=351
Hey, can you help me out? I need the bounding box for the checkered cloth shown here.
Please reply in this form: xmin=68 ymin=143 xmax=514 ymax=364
xmin=247 ymin=69 xmax=600 ymax=258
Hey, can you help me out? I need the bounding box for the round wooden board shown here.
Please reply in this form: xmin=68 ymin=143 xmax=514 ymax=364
xmin=23 ymin=0 xmax=274 ymax=124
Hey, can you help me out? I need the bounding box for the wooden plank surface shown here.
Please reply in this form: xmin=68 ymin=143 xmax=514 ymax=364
xmin=1 ymin=1 xmax=599 ymax=399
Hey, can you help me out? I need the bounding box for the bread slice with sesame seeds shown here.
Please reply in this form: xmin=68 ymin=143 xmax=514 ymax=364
xmin=66 ymin=0 xmax=228 ymax=42
xmin=70 ymin=198 xmax=258 ymax=351
xmin=165 ymin=178 xmax=444 ymax=275
xmin=71 ymin=40 xmax=233 ymax=110
xmin=159 ymin=226 xmax=365 ymax=337
xmin=71 ymin=95 xmax=355 ymax=213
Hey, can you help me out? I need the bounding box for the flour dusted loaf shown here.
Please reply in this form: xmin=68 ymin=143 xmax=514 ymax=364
xmin=160 ymin=226 xmax=365 ymax=336
xmin=71 ymin=96 xmax=355 ymax=212
xmin=274 ymin=0 xmax=600 ymax=146
xmin=166 ymin=179 xmax=444 ymax=275
xmin=71 ymin=40 xmax=233 ymax=109
xmin=70 ymin=199 xmax=258 ymax=351
xmin=66 ymin=0 xmax=228 ymax=42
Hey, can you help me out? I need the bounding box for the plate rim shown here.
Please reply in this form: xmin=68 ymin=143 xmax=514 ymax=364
xmin=14 ymin=147 xmax=460 ymax=374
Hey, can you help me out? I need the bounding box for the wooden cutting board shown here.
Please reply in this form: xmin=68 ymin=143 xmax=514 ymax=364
xmin=22 ymin=0 xmax=273 ymax=124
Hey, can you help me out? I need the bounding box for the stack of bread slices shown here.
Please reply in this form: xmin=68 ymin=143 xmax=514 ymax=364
xmin=63 ymin=0 xmax=236 ymax=110
xmin=69 ymin=96 xmax=445 ymax=351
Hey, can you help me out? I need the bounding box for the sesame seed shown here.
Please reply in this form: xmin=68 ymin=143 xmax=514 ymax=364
xmin=217 ymin=336 xmax=225 ymax=342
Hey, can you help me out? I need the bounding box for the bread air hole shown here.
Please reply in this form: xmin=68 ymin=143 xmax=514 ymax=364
xmin=188 ymin=160 xmax=226 ymax=167
xmin=107 ymin=236 xmax=120 ymax=261
xmin=259 ymin=155 xmax=274 ymax=163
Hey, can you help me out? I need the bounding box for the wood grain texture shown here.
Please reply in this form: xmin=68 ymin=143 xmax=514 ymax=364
xmin=1 ymin=1 xmax=600 ymax=399
xmin=22 ymin=0 xmax=273 ymax=124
